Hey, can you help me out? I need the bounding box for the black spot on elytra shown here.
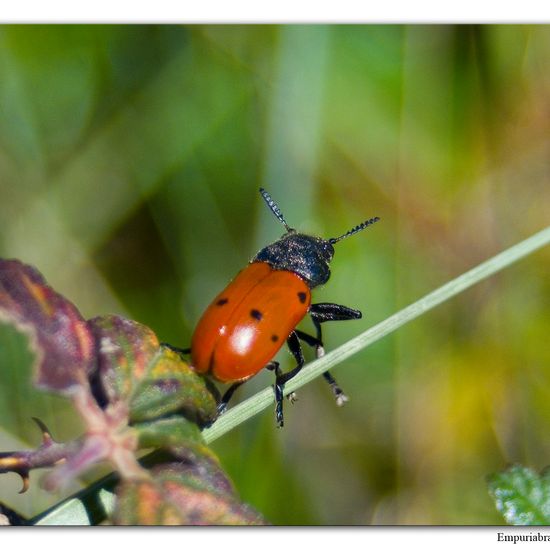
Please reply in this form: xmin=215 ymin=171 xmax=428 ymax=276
xmin=250 ymin=309 xmax=262 ymax=321
xmin=216 ymin=298 xmax=228 ymax=306
xmin=297 ymin=292 xmax=307 ymax=304
xmin=271 ymin=334 xmax=279 ymax=342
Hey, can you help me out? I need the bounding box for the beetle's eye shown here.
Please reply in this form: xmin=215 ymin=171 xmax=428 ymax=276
xmin=323 ymin=241 xmax=335 ymax=261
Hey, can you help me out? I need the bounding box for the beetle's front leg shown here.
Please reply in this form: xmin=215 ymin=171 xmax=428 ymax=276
xmin=306 ymin=302 xmax=362 ymax=405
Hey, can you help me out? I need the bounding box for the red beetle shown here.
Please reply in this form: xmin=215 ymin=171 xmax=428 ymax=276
xmin=181 ymin=188 xmax=379 ymax=427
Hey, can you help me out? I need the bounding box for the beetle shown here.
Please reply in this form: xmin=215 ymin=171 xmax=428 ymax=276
xmin=182 ymin=188 xmax=379 ymax=427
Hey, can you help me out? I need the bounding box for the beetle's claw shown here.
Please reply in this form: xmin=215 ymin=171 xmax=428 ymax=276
xmin=335 ymin=392 xmax=349 ymax=407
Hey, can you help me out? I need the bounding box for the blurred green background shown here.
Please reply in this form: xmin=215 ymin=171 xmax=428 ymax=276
xmin=0 ymin=24 xmax=548 ymax=525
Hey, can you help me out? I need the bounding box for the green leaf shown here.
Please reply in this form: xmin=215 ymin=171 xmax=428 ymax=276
xmin=488 ymin=465 xmax=550 ymax=525
xmin=133 ymin=415 xmax=204 ymax=451
xmin=129 ymin=346 xmax=217 ymax=426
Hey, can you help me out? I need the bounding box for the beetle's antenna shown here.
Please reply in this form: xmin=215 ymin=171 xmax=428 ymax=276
xmin=259 ymin=188 xmax=294 ymax=232
xmin=329 ymin=216 xmax=380 ymax=244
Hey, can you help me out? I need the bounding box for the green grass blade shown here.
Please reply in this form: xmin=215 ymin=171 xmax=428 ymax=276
xmin=32 ymin=486 xmax=116 ymax=526
xmin=203 ymin=224 xmax=550 ymax=443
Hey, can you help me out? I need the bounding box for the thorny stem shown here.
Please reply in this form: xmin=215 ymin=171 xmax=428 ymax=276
xmin=0 ymin=418 xmax=76 ymax=493
xmin=0 ymin=389 xmax=146 ymax=497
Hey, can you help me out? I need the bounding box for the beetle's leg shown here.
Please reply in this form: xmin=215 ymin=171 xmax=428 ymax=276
xmin=320 ymin=370 xmax=349 ymax=406
xmin=266 ymin=361 xmax=297 ymax=403
xmin=218 ymin=381 xmax=245 ymax=415
xmin=309 ymin=302 xmax=362 ymax=323
xmin=306 ymin=303 xmax=362 ymax=406
xmin=217 ymin=359 xmax=292 ymax=423
xmin=265 ymin=361 xmax=280 ymax=374
xmin=294 ymin=328 xmax=347 ymax=406
xmin=294 ymin=329 xmax=322 ymax=349
xmin=273 ymin=331 xmax=305 ymax=427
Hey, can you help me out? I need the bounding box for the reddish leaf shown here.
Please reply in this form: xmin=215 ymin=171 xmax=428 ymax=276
xmin=114 ymin=446 xmax=267 ymax=525
xmin=88 ymin=315 xmax=217 ymax=427
xmin=0 ymin=259 xmax=94 ymax=394
xmin=0 ymin=263 xmax=222 ymax=500
xmin=87 ymin=315 xmax=159 ymax=407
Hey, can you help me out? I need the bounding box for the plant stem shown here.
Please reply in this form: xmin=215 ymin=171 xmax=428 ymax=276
xmin=202 ymin=224 xmax=550 ymax=443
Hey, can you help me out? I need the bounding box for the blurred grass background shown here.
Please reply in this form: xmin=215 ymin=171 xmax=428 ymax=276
xmin=0 ymin=24 xmax=548 ymax=524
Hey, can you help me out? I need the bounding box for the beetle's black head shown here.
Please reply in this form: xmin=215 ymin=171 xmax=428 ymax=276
xmin=252 ymin=188 xmax=380 ymax=289
xmin=253 ymin=231 xmax=334 ymax=288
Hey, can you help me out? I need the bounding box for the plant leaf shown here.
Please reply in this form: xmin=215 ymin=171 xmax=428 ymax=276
xmin=133 ymin=415 xmax=204 ymax=451
xmin=129 ymin=346 xmax=217 ymax=426
xmin=114 ymin=446 xmax=267 ymax=525
xmin=488 ymin=465 xmax=550 ymax=525
xmin=0 ymin=259 xmax=94 ymax=394
xmin=87 ymin=315 xmax=161 ymax=407
xmin=88 ymin=315 xmax=217 ymax=426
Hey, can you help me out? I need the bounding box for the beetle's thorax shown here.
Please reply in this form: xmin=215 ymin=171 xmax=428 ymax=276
xmin=251 ymin=231 xmax=335 ymax=288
